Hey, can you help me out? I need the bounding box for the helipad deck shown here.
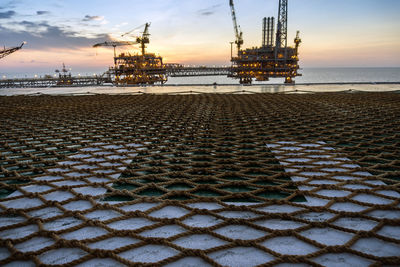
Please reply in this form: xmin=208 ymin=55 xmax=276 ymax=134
xmin=0 ymin=93 xmax=399 ymax=266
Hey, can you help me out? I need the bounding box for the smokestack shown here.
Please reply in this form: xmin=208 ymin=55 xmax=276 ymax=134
xmin=270 ymin=17 xmax=275 ymax=46
xmin=267 ymin=18 xmax=270 ymax=47
xmin=262 ymin=17 xmax=267 ymax=47
xmin=265 ymin=17 xmax=275 ymax=47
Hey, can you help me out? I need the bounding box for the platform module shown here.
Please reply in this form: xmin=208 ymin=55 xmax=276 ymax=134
xmin=229 ymin=0 xmax=302 ymax=84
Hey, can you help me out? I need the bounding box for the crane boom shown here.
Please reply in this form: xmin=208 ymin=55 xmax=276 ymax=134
xmin=138 ymin=23 xmax=150 ymax=56
xmin=93 ymin=41 xmax=137 ymax=58
xmin=120 ymin=22 xmax=151 ymax=56
xmin=121 ymin=23 xmax=147 ymax=37
xmin=0 ymin=42 xmax=25 ymax=60
xmin=142 ymin=23 xmax=150 ymax=40
xmin=93 ymin=41 xmax=137 ymax=48
xmin=229 ymin=0 xmax=243 ymax=55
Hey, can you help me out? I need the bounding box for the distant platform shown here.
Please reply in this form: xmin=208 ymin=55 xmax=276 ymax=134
xmin=0 ymin=93 xmax=399 ymax=266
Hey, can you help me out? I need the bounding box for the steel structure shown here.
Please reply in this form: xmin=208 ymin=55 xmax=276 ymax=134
xmin=91 ymin=1 xmax=302 ymax=86
xmin=0 ymin=43 xmax=24 ymax=60
xmin=229 ymin=0 xmax=301 ymax=84
xmin=92 ymin=0 xmax=302 ymax=86
xmin=93 ymin=41 xmax=137 ymax=57
xmin=229 ymin=0 xmax=243 ymax=55
xmin=0 ymin=63 xmax=113 ymax=88
xmin=166 ymin=65 xmax=230 ymax=77
xmin=275 ymin=0 xmax=288 ymax=49
xmin=0 ymin=66 xmax=227 ymax=88
xmin=0 ymin=76 xmax=110 ymax=88
xmin=95 ymin=23 xmax=167 ymax=85
xmin=263 ymin=17 xmax=274 ymax=47
xmin=113 ymin=53 xmax=167 ymax=85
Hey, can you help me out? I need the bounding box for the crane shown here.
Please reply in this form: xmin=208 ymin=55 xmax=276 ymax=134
xmin=229 ymin=0 xmax=243 ymax=56
xmin=93 ymin=41 xmax=137 ymax=58
xmin=121 ymin=23 xmax=147 ymax=38
xmin=0 ymin=42 xmax=25 ymax=60
xmin=93 ymin=23 xmax=151 ymax=58
xmin=121 ymin=22 xmax=151 ymax=56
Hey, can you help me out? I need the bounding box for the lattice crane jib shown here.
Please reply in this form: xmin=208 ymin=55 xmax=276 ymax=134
xmin=229 ymin=0 xmax=243 ymax=55
xmin=93 ymin=41 xmax=137 ymax=58
xmin=138 ymin=22 xmax=151 ymax=56
xmin=122 ymin=22 xmax=151 ymax=56
xmin=0 ymin=42 xmax=24 ymax=60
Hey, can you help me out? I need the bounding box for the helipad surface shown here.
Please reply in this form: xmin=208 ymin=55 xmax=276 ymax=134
xmin=0 ymin=93 xmax=399 ymax=266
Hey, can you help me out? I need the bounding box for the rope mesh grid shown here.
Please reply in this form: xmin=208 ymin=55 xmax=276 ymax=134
xmin=0 ymin=93 xmax=399 ymax=266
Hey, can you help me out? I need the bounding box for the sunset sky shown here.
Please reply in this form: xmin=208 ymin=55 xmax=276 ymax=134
xmin=1 ymin=0 xmax=399 ymax=74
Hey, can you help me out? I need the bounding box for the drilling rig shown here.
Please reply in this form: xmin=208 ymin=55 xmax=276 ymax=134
xmin=229 ymin=0 xmax=302 ymax=84
xmin=94 ymin=23 xmax=167 ymax=85
xmin=0 ymin=42 xmax=25 ymax=60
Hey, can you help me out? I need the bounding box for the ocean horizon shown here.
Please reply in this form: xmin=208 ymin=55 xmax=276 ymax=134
xmin=1 ymin=67 xmax=400 ymax=85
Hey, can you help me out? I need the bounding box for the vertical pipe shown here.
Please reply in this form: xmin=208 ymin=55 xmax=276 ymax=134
xmin=262 ymin=17 xmax=267 ymax=47
xmin=271 ymin=17 xmax=275 ymax=47
xmin=266 ymin=18 xmax=270 ymax=46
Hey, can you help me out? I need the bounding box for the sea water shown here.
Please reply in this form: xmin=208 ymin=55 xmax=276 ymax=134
xmin=1 ymin=68 xmax=400 ymax=84
xmin=1 ymin=68 xmax=399 ymax=96
xmin=167 ymin=68 xmax=400 ymax=85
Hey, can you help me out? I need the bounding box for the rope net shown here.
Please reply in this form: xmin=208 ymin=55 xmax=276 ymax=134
xmin=0 ymin=93 xmax=399 ymax=266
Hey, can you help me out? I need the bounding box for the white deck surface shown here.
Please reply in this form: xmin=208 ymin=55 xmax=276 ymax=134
xmin=1 ymin=141 xmax=399 ymax=266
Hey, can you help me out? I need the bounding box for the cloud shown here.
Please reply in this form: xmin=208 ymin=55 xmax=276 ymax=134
xmin=201 ymin=11 xmax=213 ymax=16
xmin=0 ymin=1 xmax=19 ymax=10
xmin=83 ymin=15 xmax=104 ymax=22
xmin=198 ymin=4 xmax=221 ymax=16
xmin=0 ymin=21 xmax=112 ymax=49
xmin=19 ymin=20 xmax=37 ymax=27
xmin=0 ymin=10 xmax=16 ymax=19
xmin=36 ymin=11 xmax=50 ymax=15
xmin=20 ymin=59 xmax=49 ymax=64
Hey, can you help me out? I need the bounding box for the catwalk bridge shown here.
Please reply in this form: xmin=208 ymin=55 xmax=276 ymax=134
xmin=0 ymin=66 xmax=231 ymax=88
xmin=166 ymin=65 xmax=230 ymax=77
xmin=0 ymin=76 xmax=110 ymax=88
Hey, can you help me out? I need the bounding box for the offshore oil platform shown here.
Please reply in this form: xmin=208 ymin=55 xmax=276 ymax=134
xmin=0 ymin=0 xmax=301 ymax=88
xmin=91 ymin=0 xmax=301 ymax=86
xmin=229 ymin=0 xmax=301 ymax=84
xmin=93 ymin=23 xmax=168 ymax=85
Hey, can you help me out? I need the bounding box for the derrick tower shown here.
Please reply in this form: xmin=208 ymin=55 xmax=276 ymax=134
xmin=229 ymin=0 xmax=302 ymax=84
xmin=275 ymin=0 xmax=288 ymax=49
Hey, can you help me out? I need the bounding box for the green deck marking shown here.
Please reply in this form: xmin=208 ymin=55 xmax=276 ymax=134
xmin=195 ymin=179 xmax=220 ymax=185
xmin=113 ymin=183 xmax=138 ymax=191
xmin=221 ymin=176 xmax=246 ymax=181
xmin=224 ymin=197 xmax=259 ymax=203
xmin=166 ymin=183 xmax=193 ymax=190
xmin=0 ymin=179 xmax=31 ymax=199
xmin=0 ymin=144 xmax=82 ymax=199
xmin=103 ymin=195 xmax=134 ymax=201
xmin=256 ymin=190 xmax=291 ymax=199
xmin=193 ymin=189 xmax=223 ymax=197
xmin=335 ymin=142 xmax=400 ymax=184
xmin=290 ymin=195 xmax=307 ymax=202
xmin=254 ymin=180 xmax=279 ymax=186
xmin=221 ymin=186 xmax=255 ymax=193
xmin=105 ymin=145 xmax=305 ymax=202
xmin=137 ymin=188 xmax=165 ymax=197
xmin=167 ymin=195 xmax=192 ymax=200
